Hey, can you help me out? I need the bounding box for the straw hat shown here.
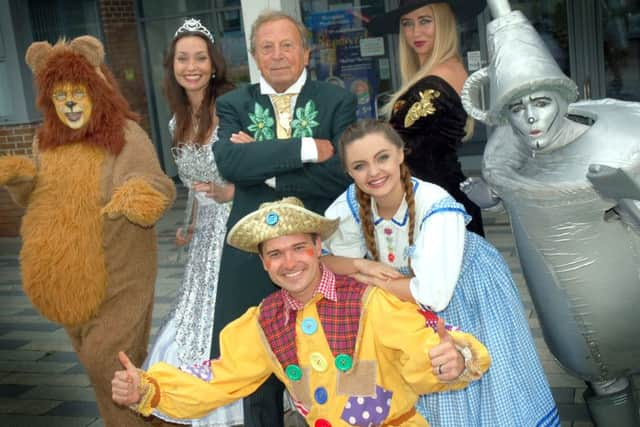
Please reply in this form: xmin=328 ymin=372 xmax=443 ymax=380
xmin=227 ymin=197 xmax=339 ymax=253
xmin=367 ymin=0 xmax=486 ymax=35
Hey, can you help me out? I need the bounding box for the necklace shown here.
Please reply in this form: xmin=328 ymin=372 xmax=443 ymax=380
xmin=192 ymin=111 xmax=200 ymax=135
xmin=190 ymin=110 xmax=201 ymax=142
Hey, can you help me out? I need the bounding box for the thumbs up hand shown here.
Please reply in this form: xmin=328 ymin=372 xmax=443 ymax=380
xmin=428 ymin=318 xmax=465 ymax=381
xmin=111 ymin=351 xmax=143 ymax=406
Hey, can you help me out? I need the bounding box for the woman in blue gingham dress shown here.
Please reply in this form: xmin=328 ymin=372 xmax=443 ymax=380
xmin=321 ymin=120 xmax=558 ymax=426
xmin=324 ymin=181 xmax=558 ymax=426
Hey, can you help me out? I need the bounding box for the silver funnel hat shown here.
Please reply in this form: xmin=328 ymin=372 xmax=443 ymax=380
xmin=462 ymin=10 xmax=578 ymax=125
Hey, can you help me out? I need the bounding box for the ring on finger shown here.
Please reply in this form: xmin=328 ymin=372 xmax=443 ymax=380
xmin=437 ymin=364 xmax=443 ymax=375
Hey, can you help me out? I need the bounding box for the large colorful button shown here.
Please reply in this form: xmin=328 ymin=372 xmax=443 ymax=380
xmin=285 ymin=364 xmax=302 ymax=381
xmin=314 ymin=418 xmax=332 ymax=427
xmin=314 ymin=386 xmax=328 ymax=404
xmin=334 ymin=353 xmax=353 ymax=372
xmin=265 ymin=212 xmax=279 ymax=226
xmin=301 ymin=317 xmax=318 ymax=335
xmin=309 ymin=352 xmax=328 ymax=372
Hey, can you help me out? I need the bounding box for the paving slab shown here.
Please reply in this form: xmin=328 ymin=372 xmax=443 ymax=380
xmin=19 ymin=385 xmax=96 ymax=402
xmin=18 ymin=340 xmax=75 ymax=353
xmin=0 ymin=340 xmax=30 ymax=350
xmin=0 ymin=361 xmax=75 ymax=374
xmin=45 ymin=401 xmax=100 ymax=417
xmin=0 ymin=397 xmax=61 ymax=415
xmin=0 ymin=373 xmax=91 ymax=387
xmin=0 ymin=384 xmax=35 ymax=398
xmin=0 ymin=350 xmax=46 ymax=361
xmin=0 ymin=414 xmax=96 ymax=426
xmin=86 ymin=418 xmax=105 ymax=427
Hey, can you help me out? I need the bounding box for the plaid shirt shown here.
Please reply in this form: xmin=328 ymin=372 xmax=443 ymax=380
xmin=282 ymin=265 xmax=337 ymax=325
xmin=258 ymin=269 xmax=366 ymax=369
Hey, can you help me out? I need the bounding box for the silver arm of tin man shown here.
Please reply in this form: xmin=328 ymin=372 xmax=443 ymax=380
xmin=587 ymin=164 xmax=640 ymax=230
xmin=487 ymin=0 xmax=512 ymax=18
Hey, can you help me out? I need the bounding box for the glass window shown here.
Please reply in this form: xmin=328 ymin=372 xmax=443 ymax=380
xmin=300 ymin=0 xmax=390 ymax=119
xmin=139 ymin=0 xmax=210 ymax=19
xmin=0 ymin=63 xmax=11 ymax=119
xmin=220 ymin=9 xmax=242 ymax=32
xmin=0 ymin=27 xmax=10 ymax=119
xmin=0 ymin=20 xmax=5 ymax=55
xmin=28 ymin=0 xmax=101 ymax=44
xmin=601 ymin=0 xmax=640 ymax=101
xmin=511 ymin=0 xmax=570 ymax=74
xmin=216 ymin=0 xmax=240 ymax=7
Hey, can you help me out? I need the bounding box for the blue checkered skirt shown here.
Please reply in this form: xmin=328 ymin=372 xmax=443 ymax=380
xmin=416 ymin=231 xmax=559 ymax=426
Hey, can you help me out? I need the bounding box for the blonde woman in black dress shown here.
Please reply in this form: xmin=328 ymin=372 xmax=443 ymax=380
xmin=369 ymin=0 xmax=485 ymax=235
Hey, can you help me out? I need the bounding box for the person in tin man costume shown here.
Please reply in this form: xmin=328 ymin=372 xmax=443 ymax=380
xmin=461 ymin=0 xmax=640 ymax=425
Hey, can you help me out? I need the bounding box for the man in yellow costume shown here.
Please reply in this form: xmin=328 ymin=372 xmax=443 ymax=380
xmin=112 ymin=197 xmax=490 ymax=426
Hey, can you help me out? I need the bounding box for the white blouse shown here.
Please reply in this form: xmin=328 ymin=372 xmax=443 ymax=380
xmin=323 ymin=178 xmax=467 ymax=312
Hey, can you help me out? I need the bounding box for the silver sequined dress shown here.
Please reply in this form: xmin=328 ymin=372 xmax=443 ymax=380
xmin=144 ymin=117 xmax=243 ymax=426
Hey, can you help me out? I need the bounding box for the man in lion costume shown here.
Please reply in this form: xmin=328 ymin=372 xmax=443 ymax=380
xmin=0 ymin=36 xmax=175 ymax=426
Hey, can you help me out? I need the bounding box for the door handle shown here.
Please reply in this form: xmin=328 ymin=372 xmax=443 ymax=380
xmin=583 ymin=78 xmax=592 ymax=100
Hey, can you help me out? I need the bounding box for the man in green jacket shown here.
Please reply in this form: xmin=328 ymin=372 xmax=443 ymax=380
xmin=211 ymin=9 xmax=357 ymax=427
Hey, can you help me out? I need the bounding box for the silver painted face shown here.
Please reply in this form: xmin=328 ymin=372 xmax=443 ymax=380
xmin=507 ymin=90 xmax=568 ymax=152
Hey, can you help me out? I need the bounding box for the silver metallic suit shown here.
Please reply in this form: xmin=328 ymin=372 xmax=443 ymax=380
xmin=461 ymin=1 xmax=640 ymax=425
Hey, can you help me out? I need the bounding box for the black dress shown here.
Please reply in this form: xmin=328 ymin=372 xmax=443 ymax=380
xmin=389 ymin=75 xmax=484 ymax=236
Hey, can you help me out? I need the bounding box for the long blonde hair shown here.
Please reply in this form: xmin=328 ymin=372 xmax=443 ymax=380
xmin=383 ymin=3 xmax=460 ymax=117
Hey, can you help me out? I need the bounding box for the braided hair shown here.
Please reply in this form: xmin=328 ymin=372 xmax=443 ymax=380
xmin=339 ymin=120 xmax=416 ymax=268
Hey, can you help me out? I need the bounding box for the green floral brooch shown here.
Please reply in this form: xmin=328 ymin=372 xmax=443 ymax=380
xmin=292 ymin=100 xmax=319 ymax=138
xmin=248 ymin=103 xmax=275 ymax=141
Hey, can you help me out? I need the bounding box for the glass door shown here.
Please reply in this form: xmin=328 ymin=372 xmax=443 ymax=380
xmin=510 ymin=0 xmax=571 ymax=74
xmin=137 ymin=0 xmax=249 ymax=176
xmin=600 ymin=0 xmax=640 ymax=101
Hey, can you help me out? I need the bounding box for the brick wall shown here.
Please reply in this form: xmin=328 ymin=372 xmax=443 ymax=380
xmin=0 ymin=123 xmax=38 ymax=236
xmin=0 ymin=122 xmax=38 ymax=157
xmin=100 ymin=0 xmax=151 ymax=133
xmin=0 ymin=189 xmax=25 ymax=237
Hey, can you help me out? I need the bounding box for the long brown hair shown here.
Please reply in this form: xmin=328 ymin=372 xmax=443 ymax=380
xmin=163 ymin=31 xmax=234 ymax=145
xmin=339 ymin=120 xmax=416 ymax=265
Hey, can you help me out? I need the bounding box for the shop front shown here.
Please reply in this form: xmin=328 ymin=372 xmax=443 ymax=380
xmin=1 ymin=0 xmax=639 ymax=235
xmin=138 ymin=0 xmax=640 ymax=174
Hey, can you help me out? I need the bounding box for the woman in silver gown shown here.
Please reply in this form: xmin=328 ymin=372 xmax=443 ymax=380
xmin=143 ymin=18 xmax=243 ymax=427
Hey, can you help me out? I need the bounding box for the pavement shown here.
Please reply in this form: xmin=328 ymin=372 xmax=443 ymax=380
xmin=0 ymin=183 xmax=638 ymax=427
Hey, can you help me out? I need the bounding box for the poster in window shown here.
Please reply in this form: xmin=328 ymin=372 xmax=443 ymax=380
xmin=305 ymin=10 xmax=379 ymax=119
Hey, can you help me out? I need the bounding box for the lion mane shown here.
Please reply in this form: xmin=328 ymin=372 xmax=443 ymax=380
xmin=26 ymin=36 xmax=139 ymax=155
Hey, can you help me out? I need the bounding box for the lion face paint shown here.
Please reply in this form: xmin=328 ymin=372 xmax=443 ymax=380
xmin=51 ymin=83 xmax=93 ymax=129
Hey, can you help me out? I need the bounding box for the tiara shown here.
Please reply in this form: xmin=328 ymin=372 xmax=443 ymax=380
xmin=174 ymin=18 xmax=215 ymax=44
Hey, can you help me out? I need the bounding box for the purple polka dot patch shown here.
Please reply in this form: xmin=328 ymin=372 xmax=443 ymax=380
xmin=340 ymin=385 xmax=392 ymax=426
xmin=179 ymin=359 xmax=213 ymax=382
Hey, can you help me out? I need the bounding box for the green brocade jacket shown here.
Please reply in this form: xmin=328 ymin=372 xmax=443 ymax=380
xmin=210 ymin=79 xmax=357 ymax=357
